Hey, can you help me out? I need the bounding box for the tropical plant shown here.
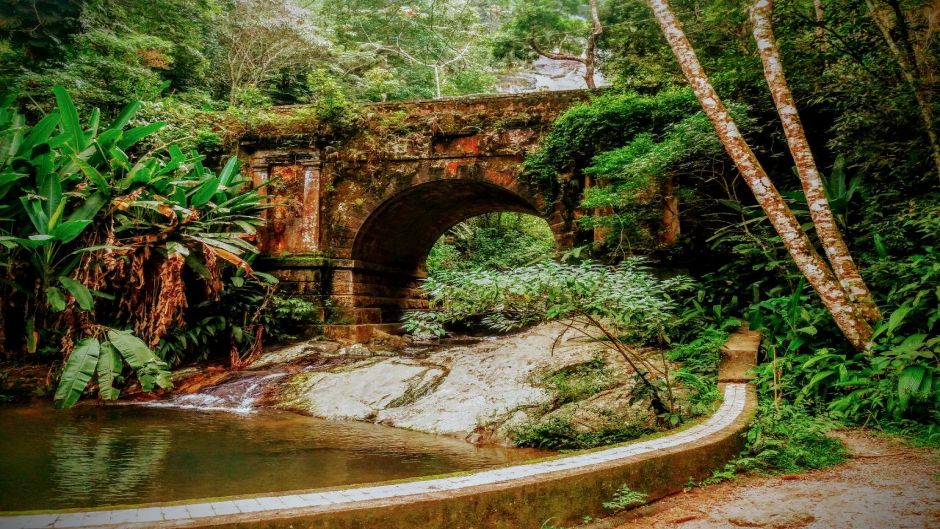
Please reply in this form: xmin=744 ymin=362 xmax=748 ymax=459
xmin=404 ymin=258 xmax=695 ymax=414
xmin=0 ymin=86 xmax=269 ymax=406
xmin=426 ymin=212 xmax=556 ymax=274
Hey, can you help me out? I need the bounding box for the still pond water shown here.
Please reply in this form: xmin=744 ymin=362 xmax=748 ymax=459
xmin=0 ymin=404 xmax=545 ymax=512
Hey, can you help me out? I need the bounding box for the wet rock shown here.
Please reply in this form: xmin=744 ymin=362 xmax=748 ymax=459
xmin=201 ymin=322 xmax=662 ymax=446
xmin=337 ymin=343 xmax=374 ymax=358
xmin=278 ymin=359 xmax=446 ymax=420
xmin=276 ymin=323 xmax=603 ymax=443
xmin=535 ymin=386 xmax=658 ymax=435
xmin=250 ymin=339 xmax=343 ymax=369
xmin=369 ymin=329 xmax=412 ymax=352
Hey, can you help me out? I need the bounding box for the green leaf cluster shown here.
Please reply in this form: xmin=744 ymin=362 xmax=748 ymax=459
xmin=0 ymin=86 xmax=269 ymax=406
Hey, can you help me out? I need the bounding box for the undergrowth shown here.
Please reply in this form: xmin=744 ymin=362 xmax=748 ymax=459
xmin=702 ymin=401 xmax=848 ymax=485
xmin=511 ymin=416 xmax=656 ymax=451
xmin=543 ymin=356 xmax=617 ymax=406
xmin=602 ymin=485 xmax=648 ymax=511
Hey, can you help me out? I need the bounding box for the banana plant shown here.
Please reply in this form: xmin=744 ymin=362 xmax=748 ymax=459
xmin=0 ymin=87 xmax=269 ymax=407
xmin=53 ymin=330 xmax=173 ymax=408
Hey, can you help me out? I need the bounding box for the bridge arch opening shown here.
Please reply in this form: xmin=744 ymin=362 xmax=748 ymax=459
xmin=426 ymin=212 xmax=556 ymax=275
xmin=351 ymin=180 xmax=549 ymax=274
xmin=345 ymin=179 xmax=560 ymax=329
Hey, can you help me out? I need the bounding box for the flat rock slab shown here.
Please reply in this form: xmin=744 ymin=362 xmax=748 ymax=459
xmin=275 ymin=323 xmax=601 ymax=442
xmin=279 ymin=359 xmax=446 ymax=420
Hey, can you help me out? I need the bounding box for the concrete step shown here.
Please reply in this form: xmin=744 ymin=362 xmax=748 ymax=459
xmin=718 ymin=325 xmax=761 ymax=383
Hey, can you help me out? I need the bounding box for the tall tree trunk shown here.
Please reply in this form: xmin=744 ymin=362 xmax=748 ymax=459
xmin=751 ymin=0 xmax=881 ymax=321
xmin=584 ymin=0 xmax=604 ymax=89
xmin=867 ymin=0 xmax=940 ymax=181
xmin=661 ymin=176 xmax=680 ymax=246
xmin=647 ymin=0 xmax=873 ymax=350
xmin=813 ymin=0 xmax=828 ymax=52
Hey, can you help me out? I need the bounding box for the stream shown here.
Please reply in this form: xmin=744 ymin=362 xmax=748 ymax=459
xmin=0 ymin=402 xmax=545 ymax=512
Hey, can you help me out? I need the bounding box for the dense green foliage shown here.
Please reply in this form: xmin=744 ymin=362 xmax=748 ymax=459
xmin=704 ymin=402 xmax=849 ymax=483
xmin=508 ymin=0 xmax=940 ymax=434
xmin=493 ymin=0 xmax=593 ymax=65
xmin=404 ymin=259 xmax=692 ymax=339
xmin=0 ymin=0 xmax=513 ymax=119
xmin=0 ymin=87 xmax=274 ymax=405
xmin=426 ymin=213 xmax=555 ymax=273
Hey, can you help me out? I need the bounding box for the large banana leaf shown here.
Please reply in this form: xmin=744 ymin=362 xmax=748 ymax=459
xmin=106 ymin=330 xmax=173 ymax=391
xmin=53 ymin=86 xmax=86 ymax=153
xmin=54 ymin=337 xmax=101 ymax=408
xmin=106 ymin=329 xmax=157 ymax=370
xmin=96 ymin=341 xmax=122 ymax=401
xmin=59 ymin=276 xmax=94 ymax=310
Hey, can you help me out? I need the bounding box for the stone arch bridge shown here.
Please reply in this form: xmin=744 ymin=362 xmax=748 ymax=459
xmin=242 ymin=90 xmax=593 ymax=340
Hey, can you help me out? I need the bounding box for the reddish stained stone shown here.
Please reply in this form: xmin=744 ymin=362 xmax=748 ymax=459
xmin=260 ymin=165 xmax=320 ymax=254
xmin=445 ymin=161 xmax=463 ymax=176
xmin=433 ymin=134 xmax=480 ymax=155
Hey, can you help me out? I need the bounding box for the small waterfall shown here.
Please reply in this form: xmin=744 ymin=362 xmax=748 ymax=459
xmin=147 ymin=372 xmax=287 ymax=413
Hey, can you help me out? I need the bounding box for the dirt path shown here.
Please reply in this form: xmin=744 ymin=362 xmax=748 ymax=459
xmin=606 ymin=430 xmax=939 ymax=529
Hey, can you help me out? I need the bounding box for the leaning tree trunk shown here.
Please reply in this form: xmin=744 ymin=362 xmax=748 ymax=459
xmin=751 ymin=0 xmax=881 ymax=321
xmin=866 ymin=0 xmax=940 ymax=181
xmin=647 ymin=0 xmax=873 ymax=350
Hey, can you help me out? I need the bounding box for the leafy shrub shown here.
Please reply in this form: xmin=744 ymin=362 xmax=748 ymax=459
xmin=543 ymin=356 xmax=617 ymax=406
xmin=706 ymin=402 xmax=847 ymax=482
xmin=405 ymin=258 xmax=698 ymax=415
xmin=666 ymin=325 xmax=732 ymax=377
xmin=266 ymin=295 xmax=322 ymax=343
xmin=524 ymin=89 xmax=699 ymax=197
xmin=0 ymin=87 xmax=268 ymax=406
xmin=404 ymin=258 xmax=692 ymax=341
xmin=511 ymin=416 xmax=655 ymax=451
xmin=426 ymin=213 xmax=555 ymax=274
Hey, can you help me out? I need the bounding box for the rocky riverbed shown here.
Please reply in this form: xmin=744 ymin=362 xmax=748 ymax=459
xmin=167 ymin=322 xmax=669 ymax=446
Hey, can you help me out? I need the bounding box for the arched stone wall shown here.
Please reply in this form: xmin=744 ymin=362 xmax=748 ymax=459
xmin=241 ymin=91 xmax=592 ymax=340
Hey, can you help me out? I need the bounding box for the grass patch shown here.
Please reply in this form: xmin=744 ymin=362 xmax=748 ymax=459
xmin=667 ymin=326 xmax=729 ymax=377
xmin=874 ymin=418 xmax=940 ymax=449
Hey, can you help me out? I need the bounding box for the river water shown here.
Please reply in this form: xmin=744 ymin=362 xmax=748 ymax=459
xmin=0 ymin=403 xmax=545 ymax=512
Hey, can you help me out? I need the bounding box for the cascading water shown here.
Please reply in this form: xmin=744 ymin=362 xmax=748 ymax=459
xmin=146 ymin=372 xmax=287 ymax=413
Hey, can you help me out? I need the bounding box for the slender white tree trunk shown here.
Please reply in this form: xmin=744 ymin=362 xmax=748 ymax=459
xmin=647 ymin=0 xmax=873 ymax=350
xmin=584 ymin=0 xmax=604 ymax=89
xmin=751 ymin=0 xmax=881 ymax=321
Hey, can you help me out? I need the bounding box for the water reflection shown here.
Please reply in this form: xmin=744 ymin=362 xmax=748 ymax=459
xmin=49 ymin=425 xmax=170 ymax=505
xmin=0 ymin=404 xmax=546 ymax=511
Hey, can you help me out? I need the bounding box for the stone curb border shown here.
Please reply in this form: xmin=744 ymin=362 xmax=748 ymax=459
xmin=1 ymin=333 xmax=758 ymax=529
